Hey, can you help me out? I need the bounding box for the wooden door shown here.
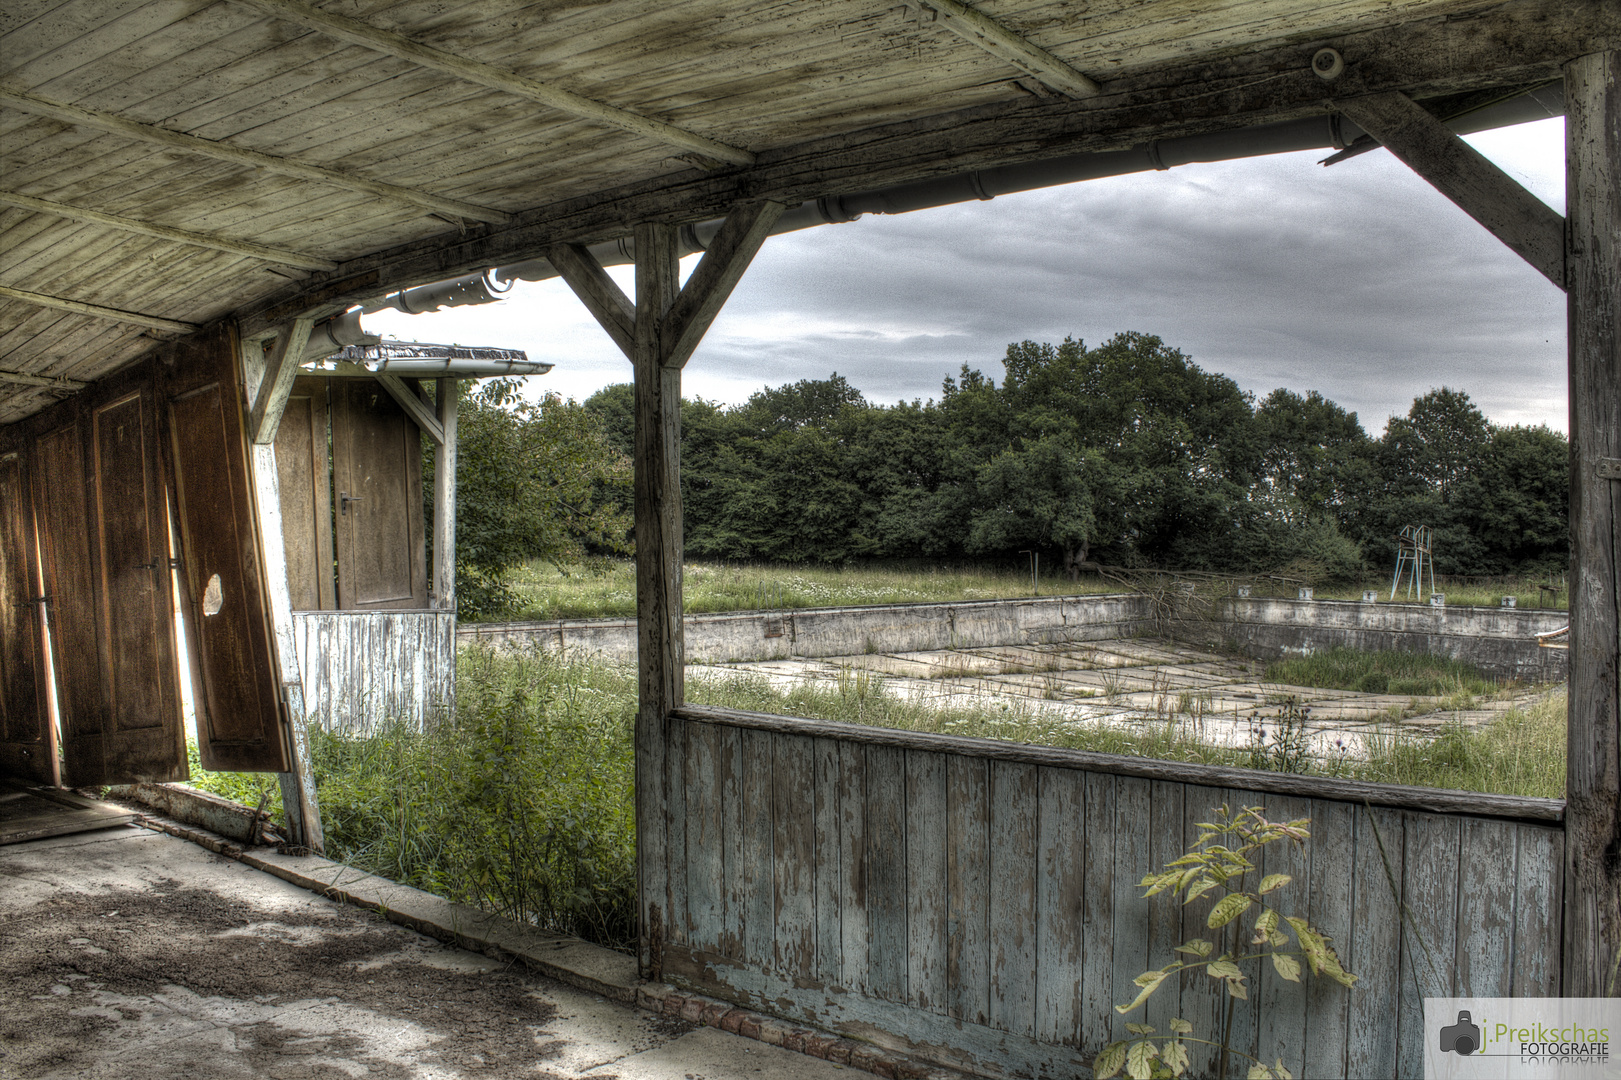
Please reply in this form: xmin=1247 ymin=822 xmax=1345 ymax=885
xmin=162 ymin=326 xmax=288 ymax=773
xmin=77 ymin=366 xmax=186 ymax=784
xmin=0 ymin=428 xmax=52 ymax=783
xmin=331 ymin=380 xmax=427 ymax=610
xmin=274 ymin=376 xmax=335 ymax=611
xmin=29 ymin=403 xmax=103 ymax=784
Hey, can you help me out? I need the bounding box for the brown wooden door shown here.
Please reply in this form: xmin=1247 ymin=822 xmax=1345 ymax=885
xmin=0 ymin=428 xmax=52 ymax=784
xmin=274 ymin=376 xmax=335 ymax=611
xmin=331 ymin=379 xmax=427 ymax=609
xmin=77 ymin=366 xmax=186 ymax=785
xmin=162 ymin=326 xmax=288 ymax=773
xmin=29 ymin=402 xmax=105 ymax=785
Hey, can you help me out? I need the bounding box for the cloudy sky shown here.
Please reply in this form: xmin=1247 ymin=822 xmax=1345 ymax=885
xmin=366 ymin=117 xmax=1569 ymax=437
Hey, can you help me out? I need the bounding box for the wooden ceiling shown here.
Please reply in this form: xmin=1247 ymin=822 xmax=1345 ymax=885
xmin=1 ymin=0 xmax=1613 ymax=424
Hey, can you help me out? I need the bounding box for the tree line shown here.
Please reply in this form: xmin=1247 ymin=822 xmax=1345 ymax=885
xmin=449 ymin=332 xmax=1569 ymax=615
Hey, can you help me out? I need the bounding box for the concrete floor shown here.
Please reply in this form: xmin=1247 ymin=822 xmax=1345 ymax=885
xmin=0 ymin=825 xmax=856 ymax=1080
xmin=695 ymin=636 xmax=1546 ymax=757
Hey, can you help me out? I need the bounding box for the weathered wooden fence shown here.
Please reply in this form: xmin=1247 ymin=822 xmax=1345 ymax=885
xmin=290 ymin=611 xmax=456 ymax=733
xmin=651 ymin=705 xmax=1564 ymax=1079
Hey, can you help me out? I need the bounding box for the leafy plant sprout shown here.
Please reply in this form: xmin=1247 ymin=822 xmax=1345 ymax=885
xmin=1095 ymin=805 xmax=1357 ymax=1080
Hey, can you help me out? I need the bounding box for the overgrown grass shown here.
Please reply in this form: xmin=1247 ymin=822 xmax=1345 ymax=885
xmin=184 ymin=648 xmax=1565 ymax=952
xmin=1264 ymin=646 xmax=1501 ymax=698
xmin=490 ymin=558 xmax=1120 ymax=622
xmin=188 ymin=648 xmax=638 ymax=952
xmin=1314 ymin=577 xmax=1569 ymax=611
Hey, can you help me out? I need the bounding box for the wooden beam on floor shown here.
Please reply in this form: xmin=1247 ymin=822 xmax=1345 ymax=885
xmin=0 ymin=284 xmax=198 ymax=334
xmin=248 ymin=317 xmax=314 ymax=445
xmin=918 ymin=0 xmax=1100 ymax=97
xmin=238 ymin=0 xmax=754 ymax=167
xmin=0 ymin=88 xmax=510 ymax=226
xmin=0 ymin=190 xmax=336 ymax=272
xmin=661 ymin=201 xmax=786 ymax=370
xmin=1561 ymin=47 xmax=1620 ymax=999
xmin=1338 ymin=91 xmax=1567 ymax=289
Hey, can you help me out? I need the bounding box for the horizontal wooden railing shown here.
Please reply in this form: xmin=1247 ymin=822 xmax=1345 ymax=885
xmin=651 ymin=705 xmax=1565 ymax=1079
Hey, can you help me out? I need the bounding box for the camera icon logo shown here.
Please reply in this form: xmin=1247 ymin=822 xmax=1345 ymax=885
xmin=1439 ymin=1010 xmax=1481 ymax=1056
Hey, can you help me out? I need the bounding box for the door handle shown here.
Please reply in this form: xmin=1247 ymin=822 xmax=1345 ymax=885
xmin=339 ymin=491 xmax=363 ymax=515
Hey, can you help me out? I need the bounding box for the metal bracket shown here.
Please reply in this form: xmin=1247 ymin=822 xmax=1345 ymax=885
xmin=1597 ymin=457 xmax=1621 ymax=480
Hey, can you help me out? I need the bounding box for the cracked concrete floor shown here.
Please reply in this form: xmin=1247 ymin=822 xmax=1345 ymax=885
xmin=695 ymin=636 xmax=1549 ymax=757
xmin=0 ymin=827 xmax=853 ymax=1080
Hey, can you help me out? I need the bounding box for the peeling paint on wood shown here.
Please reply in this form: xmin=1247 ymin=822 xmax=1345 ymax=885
xmin=289 ymin=610 xmax=454 ymax=734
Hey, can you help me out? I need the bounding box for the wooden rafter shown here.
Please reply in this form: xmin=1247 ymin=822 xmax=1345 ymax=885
xmin=0 ymin=88 xmax=510 ymax=226
xmin=236 ymin=0 xmax=755 ymax=167
xmin=918 ymin=0 xmax=1100 ymax=97
xmin=0 ymin=284 xmax=197 ymax=334
xmin=0 ymin=369 xmax=87 ymax=391
xmin=1338 ymin=91 xmax=1566 ymax=288
xmin=0 ymin=191 xmax=337 ymax=272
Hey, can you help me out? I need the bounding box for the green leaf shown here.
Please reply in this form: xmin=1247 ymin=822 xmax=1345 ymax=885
xmin=1184 ymin=876 xmax=1220 ymax=904
xmin=1116 ymin=971 xmax=1167 ymax=1014
xmin=1271 ymin=951 xmax=1302 ymax=982
xmin=1094 ymin=1042 xmax=1128 ymax=1079
xmin=1207 ymin=892 xmax=1254 ymax=928
xmin=1174 ymin=939 xmax=1214 ymax=958
xmin=1258 ymin=873 xmax=1292 ymax=894
xmin=1206 ymin=960 xmax=1243 ymax=980
xmin=1246 ymin=1065 xmax=1274 ymax=1079
xmin=1227 ymin=978 xmax=1249 ymax=1000
xmin=1126 ymin=1022 xmax=1155 ymax=1035
xmin=1127 ymin=1040 xmax=1159 ymax=1080
xmin=1273 ymin=1059 xmax=1294 ymax=1079
xmin=1169 ymin=1018 xmax=1193 ymax=1034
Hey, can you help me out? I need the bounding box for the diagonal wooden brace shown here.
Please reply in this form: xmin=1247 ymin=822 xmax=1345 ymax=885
xmin=1338 ymin=91 xmax=1566 ymax=289
xmin=248 ymin=316 xmax=315 ymax=444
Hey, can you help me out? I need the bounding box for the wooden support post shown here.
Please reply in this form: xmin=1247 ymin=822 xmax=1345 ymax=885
xmin=633 ymin=221 xmax=683 ymax=980
xmin=1339 ymin=91 xmax=1568 ymax=290
xmin=247 ymin=317 xmax=313 ymax=445
xmin=551 ymin=203 xmax=784 ymax=977
xmin=241 ymin=333 xmax=325 ymax=853
xmin=1562 ymin=49 xmax=1620 ymax=999
xmin=432 ymin=378 xmax=458 ymax=614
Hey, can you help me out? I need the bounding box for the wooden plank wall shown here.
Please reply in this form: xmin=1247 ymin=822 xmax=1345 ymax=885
xmin=657 ymin=712 xmax=1564 ymax=1079
xmin=290 ymin=611 xmax=454 ymax=734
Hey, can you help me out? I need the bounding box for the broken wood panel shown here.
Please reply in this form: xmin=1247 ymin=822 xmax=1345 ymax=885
xmin=163 ymin=324 xmax=287 ymax=773
xmin=288 ymin=610 xmax=453 ymax=734
xmin=83 ymin=367 xmax=185 ymax=784
xmin=330 ymin=378 xmax=427 ymax=610
xmin=0 ymin=431 xmax=51 ymax=783
xmin=660 ymin=714 xmax=1565 ymax=1078
xmin=273 ymin=376 xmax=334 ymax=611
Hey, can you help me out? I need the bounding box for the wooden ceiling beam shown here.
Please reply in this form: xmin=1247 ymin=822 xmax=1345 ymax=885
xmin=236 ymin=0 xmax=1617 ymax=337
xmin=0 ymin=369 xmax=88 ymax=391
xmin=0 ymin=284 xmax=198 ymax=334
xmin=1338 ymin=91 xmax=1566 ymax=289
xmin=0 ymin=88 xmax=511 ymax=226
xmin=916 ymin=0 xmax=1101 ymax=98
xmin=0 ymin=190 xmax=337 ymax=272
xmin=235 ymin=0 xmax=756 ymax=168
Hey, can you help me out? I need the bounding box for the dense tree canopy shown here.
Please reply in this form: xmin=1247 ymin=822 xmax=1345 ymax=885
xmin=516 ymin=332 xmax=1570 ymax=591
